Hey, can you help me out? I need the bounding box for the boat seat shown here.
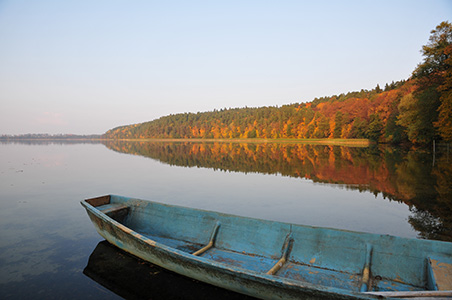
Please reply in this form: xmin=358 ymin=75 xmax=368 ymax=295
xmin=98 ymin=203 xmax=129 ymax=215
xmin=96 ymin=203 xmax=130 ymax=223
xmin=428 ymin=256 xmax=452 ymax=291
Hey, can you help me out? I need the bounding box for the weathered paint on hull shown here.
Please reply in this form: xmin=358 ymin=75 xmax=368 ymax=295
xmin=81 ymin=195 xmax=452 ymax=300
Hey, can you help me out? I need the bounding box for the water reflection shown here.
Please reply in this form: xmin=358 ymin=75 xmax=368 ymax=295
xmin=1 ymin=140 xmax=449 ymax=299
xmin=84 ymin=241 xmax=256 ymax=300
xmin=0 ymin=140 xmax=102 ymax=146
xmin=103 ymin=141 xmax=452 ymax=241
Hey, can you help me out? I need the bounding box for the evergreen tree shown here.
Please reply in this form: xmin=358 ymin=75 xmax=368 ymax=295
xmin=333 ymin=111 xmax=343 ymax=138
xmin=366 ymin=114 xmax=384 ymax=142
xmin=375 ymin=84 xmax=382 ymax=93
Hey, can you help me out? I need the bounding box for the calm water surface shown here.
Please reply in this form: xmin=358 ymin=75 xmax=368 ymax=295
xmin=0 ymin=141 xmax=450 ymax=299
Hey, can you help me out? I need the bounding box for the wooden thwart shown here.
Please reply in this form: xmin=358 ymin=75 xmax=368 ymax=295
xmin=266 ymin=234 xmax=293 ymax=275
xmin=86 ymin=195 xmax=111 ymax=207
xmin=193 ymin=222 xmax=221 ymax=256
xmin=360 ymin=243 xmax=373 ymax=292
xmin=428 ymin=257 xmax=452 ymax=291
xmin=99 ymin=204 xmax=129 ymax=215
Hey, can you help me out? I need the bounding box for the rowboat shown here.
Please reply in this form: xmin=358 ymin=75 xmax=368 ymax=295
xmin=81 ymin=195 xmax=452 ymax=299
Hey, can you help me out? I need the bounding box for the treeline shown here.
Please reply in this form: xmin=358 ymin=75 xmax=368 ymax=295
xmin=104 ymin=81 xmax=411 ymax=143
xmin=104 ymin=22 xmax=452 ymax=145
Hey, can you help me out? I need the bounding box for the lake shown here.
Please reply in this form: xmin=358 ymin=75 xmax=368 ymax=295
xmin=0 ymin=140 xmax=450 ymax=299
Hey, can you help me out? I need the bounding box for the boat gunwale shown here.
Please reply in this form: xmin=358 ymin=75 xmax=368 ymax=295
xmin=81 ymin=195 xmax=383 ymax=299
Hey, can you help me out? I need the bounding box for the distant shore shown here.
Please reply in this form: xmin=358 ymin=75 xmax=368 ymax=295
xmin=1 ymin=136 xmax=371 ymax=146
xmin=7 ymin=137 xmax=452 ymax=148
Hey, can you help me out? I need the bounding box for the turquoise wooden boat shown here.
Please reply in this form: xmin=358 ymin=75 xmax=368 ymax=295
xmin=81 ymin=195 xmax=452 ymax=299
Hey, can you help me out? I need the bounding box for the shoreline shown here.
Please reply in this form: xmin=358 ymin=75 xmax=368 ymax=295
xmin=102 ymin=138 xmax=372 ymax=147
xmin=1 ymin=137 xmax=371 ymax=146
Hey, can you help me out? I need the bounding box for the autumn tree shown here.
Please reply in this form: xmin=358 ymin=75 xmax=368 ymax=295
xmin=385 ymin=108 xmax=407 ymax=144
xmin=406 ymin=21 xmax=452 ymax=144
xmin=397 ymin=93 xmax=421 ymax=142
xmin=413 ymin=21 xmax=452 ymax=81
xmin=434 ymin=44 xmax=452 ymax=141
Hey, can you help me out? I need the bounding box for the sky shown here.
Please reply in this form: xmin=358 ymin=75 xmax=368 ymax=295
xmin=0 ymin=1 xmax=451 ymax=135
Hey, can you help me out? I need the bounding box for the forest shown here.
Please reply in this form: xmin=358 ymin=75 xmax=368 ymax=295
xmin=104 ymin=22 xmax=452 ymax=145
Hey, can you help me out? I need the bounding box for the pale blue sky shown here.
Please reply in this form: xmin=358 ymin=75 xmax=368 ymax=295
xmin=0 ymin=0 xmax=451 ymax=134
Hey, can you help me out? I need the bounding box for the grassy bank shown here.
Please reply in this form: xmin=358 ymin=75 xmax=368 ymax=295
xmin=105 ymin=138 xmax=372 ymax=147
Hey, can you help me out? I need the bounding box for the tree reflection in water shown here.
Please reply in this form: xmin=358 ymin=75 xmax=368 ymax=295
xmin=104 ymin=141 xmax=452 ymax=241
